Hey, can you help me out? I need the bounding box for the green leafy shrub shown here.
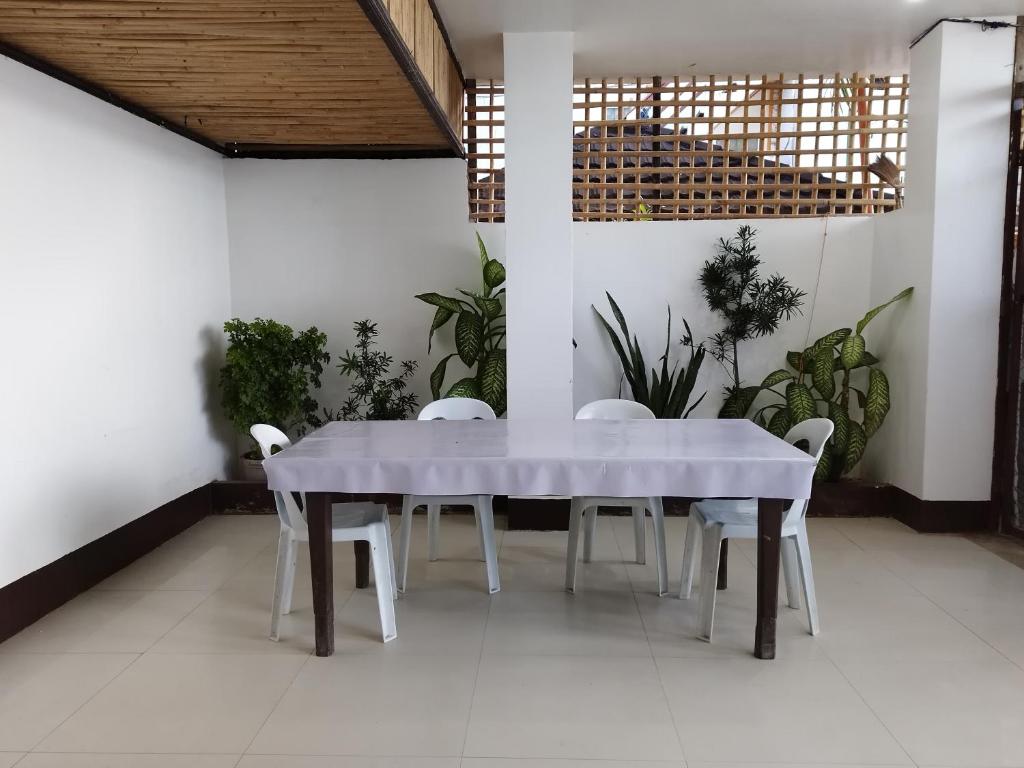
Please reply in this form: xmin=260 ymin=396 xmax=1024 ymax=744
xmin=220 ymin=318 xmax=330 ymax=453
xmin=338 ymin=319 xmax=418 ymax=421
xmin=593 ymin=292 xmax=707 ymax=418
xmin=700 ymin=225 xmax=806 ymax=410
xmin=416 ymin=233 xmax=507 ymax=415
xmin=722 ymin=287 xmax=913 ymax=480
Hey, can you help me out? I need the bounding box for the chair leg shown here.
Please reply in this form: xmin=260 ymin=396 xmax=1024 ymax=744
xmin=270 ymin=527 xmax=291 ymax=641
xmin=369 ymin=528 xmax=397 ymax=642
xmin=397 ymin=495 xmax=415 ymax=593
xmin=632 ymin=504 xmax=646 ymax=564
xmin=582 ymin=507 xmax=598 ymax=563
xmin=473 ymin=502 xmax=487 ymax=561
xmin=280 ymin=536 xmax=298 ymax=615
xmin=649 ymin=497 xmax=668 ymax=597
xmin=795 ymin=523 xmax=820 ymax=635
xmin=679 ymin=507 xmax=701 ymax=599
xmin=477 ymin=496 xmax=501 ymax=594
xmin=383 ymin=511 xmax=398 ymax=600
xmin=781 ymin=536 xmax=801 ymax=609
xmin=565 ymin=497 xmax=585 ymax=593
xmin=427 ymin=504 xmax=441 ymax=562
xmin=697 ymin=525 xmax=723 ymax=641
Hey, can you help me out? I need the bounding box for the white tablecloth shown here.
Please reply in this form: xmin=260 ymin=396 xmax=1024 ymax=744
xmin=263 ymin=418 xmax=815 ymax=500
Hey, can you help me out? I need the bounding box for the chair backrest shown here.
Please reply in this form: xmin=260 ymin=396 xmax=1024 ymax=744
xmin=782 ymin=417 xmax=834 ymax=522
xmin=249 ymin=424 xmax=307 ymax=533
xmin=418 ymin=398 xmax=496 ymax=421
xmin=575 ymin=399 xmax=656 ymax=420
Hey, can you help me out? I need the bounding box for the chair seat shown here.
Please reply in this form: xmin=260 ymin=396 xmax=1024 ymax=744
xmin=694 ymin=498 xmax=801 ymax=533
xmin=577 ymin=495 xmax=650 ymax=508
xmin=330 ymin=501 xmax=388 ymax=530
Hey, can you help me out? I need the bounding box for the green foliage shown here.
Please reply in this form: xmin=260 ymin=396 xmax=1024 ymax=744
xmin=416 ymin=232 xmax=507 ymax=415
xmin=719 ymin=287 xmax=913 ymax=480
xmin=700 ymin=225 xmax=806 ymax=404
xmin=337 ymin=319 xmax=418 ymax=421
xmin=219 ymin=318 xmax=330 ymax=453
xmin=593 ymin=292 xmax=707 ymax=419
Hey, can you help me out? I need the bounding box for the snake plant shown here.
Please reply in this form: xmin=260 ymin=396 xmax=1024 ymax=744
xmin=593 ymin=292 xmax=707 ymax=418
xmin=721 ymin=287 xmax=913 ymax=480
xmin=416 ymin=233 xmax=507 ymax=416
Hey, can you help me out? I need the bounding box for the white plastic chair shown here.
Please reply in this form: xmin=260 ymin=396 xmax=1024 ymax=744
xmin=250 ymin=424 xmax=397 ymax=643
xmin=565 ymin=399 xmax=669 ymax=596
xmin=679 ymin=417 xmax=834 ymax=641
xmin=396 ymin=398 xmax=501 ymax=594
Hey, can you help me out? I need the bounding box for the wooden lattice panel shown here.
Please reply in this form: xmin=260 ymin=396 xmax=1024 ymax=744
xmin=0 ymin=0 xmax=457 ymax=149
xmin=465 ymin=74 xmax=908 ymax=222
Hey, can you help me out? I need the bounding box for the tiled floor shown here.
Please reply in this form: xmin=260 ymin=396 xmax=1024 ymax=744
xmin=2 ymin=513 xmax=1024 ymax=767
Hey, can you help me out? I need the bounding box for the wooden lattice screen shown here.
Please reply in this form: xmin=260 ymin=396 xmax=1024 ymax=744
xmin=465 ymin=74 xmax=908 ymax=222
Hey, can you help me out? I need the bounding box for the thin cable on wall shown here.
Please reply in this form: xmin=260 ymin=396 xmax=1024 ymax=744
xmin=910 ymin=17 xmax=1018 ymax=50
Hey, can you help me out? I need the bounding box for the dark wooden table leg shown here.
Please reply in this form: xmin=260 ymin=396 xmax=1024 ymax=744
xmin=755 ymin=498 xmax=785 ymax=660
xmin=717 ymin=539 xmax=728 ymax=590
xmin=354 ymin=541 xmax=371 ymax=588
xmin=306 ymin=492 xmax=334 ymax=657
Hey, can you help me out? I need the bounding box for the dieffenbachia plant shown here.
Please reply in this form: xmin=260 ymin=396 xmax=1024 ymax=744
xmin=415 ymin=233 xmax=507 ymax=416
xmin=721 ymin=287 xmax=913 ymax=480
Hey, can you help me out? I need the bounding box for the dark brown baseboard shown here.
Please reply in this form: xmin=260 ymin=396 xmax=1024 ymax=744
xmin=891 ymin=486 xmax=992 ymax=533
xmin=0 ymin=484 xmax=211 ymax=645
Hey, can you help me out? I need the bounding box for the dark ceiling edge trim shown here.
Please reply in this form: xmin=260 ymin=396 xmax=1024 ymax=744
xmin=426 ymin=0 xmax=467 ymax=88
xmin=225 ymin=145 xmax=459 ymax=159
xmin=354 ymin=0 xmax=467 ymax=159
xmin=0 ymin=39 xmax=226 ymax=155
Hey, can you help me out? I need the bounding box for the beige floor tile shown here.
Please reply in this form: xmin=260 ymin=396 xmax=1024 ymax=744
xmin=0 ymin=590 xmax=208 ymax=654
xmin=0 ymin=653 xmax=135 ymax=751
xmin=220 ymin=541 xmax=362 ymax=598
xmin=94 ymin=540 xmax=263 ymax=591
xmin=0 ymin=754 xmax=22 ymax=768
xmin=658 ymin=657 xmax=910 ymax=764
xmin=149 ymin=588 xmax=348 ymax=655
xmin=37 ymin=654 xmax=306 ymax=754
xmin=250 ymin=654 xmax=478 ymax=756
xmin=498 ymin=529 xmax=631 ymax=592
xmin=837 ymin=653 xmax=1024 ymax=766
xmin=334 ymin=589 xmax=488 ymax=655
xmin=686 ymin=764 xmax=909 ymax=768
xmin=482 ymin=590 xmax=650 ymax=657
xmin=240 ymin=759 xmax=459 ymax=768
xmin=18 ymin=756 xmax=239 ymax=767
xmin=464 ymin=655 xmax=683 ymax=761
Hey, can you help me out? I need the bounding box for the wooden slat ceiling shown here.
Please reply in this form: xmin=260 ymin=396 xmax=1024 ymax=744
xmin=0 ymin=0 xmax=464 ymax=154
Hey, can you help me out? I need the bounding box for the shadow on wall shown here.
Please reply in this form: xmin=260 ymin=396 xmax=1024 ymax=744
xmin=198 ymin=324 xmax=235 ymax=479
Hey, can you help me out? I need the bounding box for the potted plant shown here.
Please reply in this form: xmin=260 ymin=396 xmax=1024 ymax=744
xmin=337 ymin=319 xmax=419 ymax=420
xmin=416 ymin=233 xmax=507 ymax=415
xmin=219 ymin=318 xmax=330 ymax=479
xmin=593 ymin=292 xmax=707 ymax=418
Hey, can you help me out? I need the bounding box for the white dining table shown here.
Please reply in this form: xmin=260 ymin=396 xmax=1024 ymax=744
xmin=263 ymin=417 xmax=817 ymax=659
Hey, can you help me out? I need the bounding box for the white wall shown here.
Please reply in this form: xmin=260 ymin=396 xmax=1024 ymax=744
xmin=224 ymin=159 xmax=505 ymax=413
xmin=573 ymin=217 xmax=875 ymax=416
xmin=866 ymin=20 xmax=1013 ymax=500
xmin=0 ymin=57 xmax=233 ymax=588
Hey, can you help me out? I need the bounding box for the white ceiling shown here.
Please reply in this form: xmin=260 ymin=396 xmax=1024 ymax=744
xmin=433 ymin=0 xmax=1023 ymax=78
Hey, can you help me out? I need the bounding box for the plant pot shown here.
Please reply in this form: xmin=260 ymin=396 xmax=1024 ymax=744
xmin=240 ymin=455 xmax=266 ymax=482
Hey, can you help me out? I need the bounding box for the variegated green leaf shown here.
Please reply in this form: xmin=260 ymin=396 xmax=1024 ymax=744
xmin=428 ymin=306 xmax=454 ymax=353
xmin=786 ymin=382 xmax=816 ymax=424
xmin=476 ymin=231 xmax=489 ymax=268
xmin=814 ymin=445 xmax=833 ymax=482
xmin=719 ymin=386 xmax=761 ymax=419
xmin=812 ymin=346 xmax=836 ymax=399
xmin=786 ymin=350 xmax=804 ymax=372
xmin=455 ymin=311 xmax=484 ymax=366
xmin=761 ymin=369 xmax=794 ymax=388
xmin=856 ymin=286 xmax=913 ymax=334
xmin=416 ymin=292 xmax=463 ymax=313
xmin=473 ymin=294 xmax=502 ymax=319
xmin=840 ymin=333 xmax=866 ymax=370
xmin=864 ymin=368 xmax=890 ymax=437
xmin=766 ymin=407 xmax=792 ymax=438
xmin=812 ymin=328 xmax=852 ymax=353
xmin=483 ymin=259 xmax=506 ymax=290
xmin=446 ymin=376 xmax=482 ymax=399
xmin=429 ymin=354 xmax=455 ymax=400
xmin=828 ymin=400 xmax=850 ymax=455
xmin=480 ymin=349 xmax=507 ymax=416
xmin=843 ymin=420 xmax=867 ymax=472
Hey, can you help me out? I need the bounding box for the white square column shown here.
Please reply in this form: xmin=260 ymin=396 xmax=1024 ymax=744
xmin=503 ymin=32 xmax=574 ymax=419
